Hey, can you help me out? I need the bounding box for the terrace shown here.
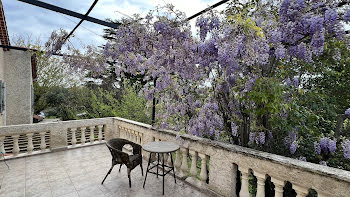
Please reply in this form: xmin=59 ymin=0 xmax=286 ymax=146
xmin=0 ymin=117 xmax=349 ymax=197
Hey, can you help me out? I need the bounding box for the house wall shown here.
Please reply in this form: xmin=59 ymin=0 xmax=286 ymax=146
xmin=4 ymin=49 xmax=33 ymax=125
xmin=0 ymin=48 xmax=5 ymax=126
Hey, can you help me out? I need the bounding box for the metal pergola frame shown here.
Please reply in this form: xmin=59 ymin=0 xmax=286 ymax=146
xmin=17 ymin=0 xmax=120 ymax=29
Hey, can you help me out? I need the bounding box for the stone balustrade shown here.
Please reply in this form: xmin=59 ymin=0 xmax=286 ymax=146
xmin=0 ymin=129 xmax=50 ymax=158
xmin=114 ymin=117 xmax=350 ymax=197
xmin=1 ymin=117 xmax=350 ymax=196
xmin=0 ymin=117 xmax=117 ymax=158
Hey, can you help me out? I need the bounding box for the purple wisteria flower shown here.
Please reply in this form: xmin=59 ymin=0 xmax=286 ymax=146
xmin=328 ymin=139 xmax=337 ymax=153
xmin=344 ymin=10 xmax=350 ymax=22
xmin=292 ymin=76 xmax=299 ymax=87
xmin=290 ymin=141 xmax=297 ymax=155
xmin=286 ymin=77 xmax=292 ymax=86
xmin=245 ymin=77 xmax=257 ymax=92
xmin=319 ymin=137 xmax=329 ymax=153
xmin=231 ymin=122 xmax=238 ymax=137
xmin=259 ymin=132 xmax=266 ymax=145
xmin=284 ymin=130 xmax=298 ymax=155
xmin=310 ymin=30 xmax=325 ymax=55
xmin=315 ymin=137 xmax=337 ymax=154
xmin=325 ymin=9 xmax=338 ymax=25
xmin=249 ymin=132 xmax=256 ymax=144
xmin=297 ymin=42 xmax=307 ymax=60
xmin=275 ymin=44 xmax=286 ymax=59
xmin=345 ymin=108 xmax=350 ymax=116
xmin=161 ymin=122 xmax=167 ymax=129
xmin=314 ymin=142 xmax=321 ymax=155
xmin=342 ymin=140 xmax=350 ymax=159
xmin=268 ymin=131 xmax=273 ymax=140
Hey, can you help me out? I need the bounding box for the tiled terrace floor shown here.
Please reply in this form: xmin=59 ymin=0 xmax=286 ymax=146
xmin=0 ymin=144 xmax=208 ymax=197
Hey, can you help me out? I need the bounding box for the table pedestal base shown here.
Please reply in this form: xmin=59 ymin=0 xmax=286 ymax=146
xmin=143 ymin=152 xmax=176 ymax=195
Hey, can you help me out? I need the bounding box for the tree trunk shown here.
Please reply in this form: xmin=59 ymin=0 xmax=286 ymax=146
xmin=240 ymin=114 xmax=250 ymax=146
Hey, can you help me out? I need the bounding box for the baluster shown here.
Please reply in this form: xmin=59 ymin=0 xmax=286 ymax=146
xmin=71 ymin=128 xmax=77 ymax=146
xmin=180 ymin=147 xmax=188 ymax=176
xmin=89 ymin=126 xmax=95 ymax=144
xmin=198 ymin=153 xmax=208 ymax=185
xmin=26 ymin=133 xmax=34 ymax=154
xmin=239 ymin=167 xmax=250 ymax=197
xmin=164 ymin=153 xmax=169 ymax=165
xmin=140 ymin=133 xmax=144 ymax=145
xmin=292 ymin=184 xmax=309 ymax=197
xmin=254 ymin=172 xmax=267 ymax=197
xmin=134 ymin=131 xmax=138 ymax=143
xmin=40 ymin=132 xmax=47 ymax=151
xmin=126 ymin=129 xmax=129 ymax=140
xmin=80 ymin=127 xmax=86 ymax=144
xmin=175 ymin=149 xmax=182 ymax=173
xmin=137 ymin=132 xmax=140 ymax=143
xmin=271 ymin=178 xmax=285 ymax=197
xmin=189 ymin=150 xmax=197 ymax=179
xmin=128 ymin=130 xmax=132 ymax=141
xmin=129 ymin=129 xmax=133 ymax=141
xmin=166 ymin=152 xmax=172 ymax=165
xmin=131 ymin=130 xmax=135 ymax=142
xmin=98 ymin=125 xmax=103 ymax=142
xmin=12 ymin=135 xmax=20 ymax=156
xmin=135 ymin=131 xmax=138 ymax=143
xmin=0 ymin=136 xmax=5 ymax=159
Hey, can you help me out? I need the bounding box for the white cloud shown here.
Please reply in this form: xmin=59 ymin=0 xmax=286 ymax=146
xmin=3 ymin=0 xmax=223 ymax=49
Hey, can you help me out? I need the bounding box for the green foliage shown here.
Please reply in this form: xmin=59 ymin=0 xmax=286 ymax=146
xmin=116 ymin=83 xmax=151 ymax=124
xmin=84 ymin=88 xmax=119 ymax=118
xmin=35 ymin=80 xmax=150 ymax=123
xmin=303 ymin=40 xmax=350 ymax=133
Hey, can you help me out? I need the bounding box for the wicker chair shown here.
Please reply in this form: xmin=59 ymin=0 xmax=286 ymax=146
xmin=101 ymin=138 xmax=143 ymax=187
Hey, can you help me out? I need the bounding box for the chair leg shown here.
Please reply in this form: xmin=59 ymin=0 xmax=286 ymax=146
xmin=119 ymin=164 xmax=122 ymax=172
xmin=170 ymin=152 xmax=176 ymax=184
xmin=101 ymin=165 xmax=114 ymax=184
xmin=162 ymin=153 xmax=165 ymax=195
xmin=143 ymin=153 xmax=152 ymax=188
xmin=128 ymin=169 xmax=131 ymax=188
xmin=140 ymin=163 xmax=144 ymax=176
xmin=157 ymin=153 xmax=160 ymax=178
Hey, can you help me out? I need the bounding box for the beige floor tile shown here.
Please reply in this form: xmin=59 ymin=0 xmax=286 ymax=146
xmin=0 ymin=144 xmax=207 ymax=197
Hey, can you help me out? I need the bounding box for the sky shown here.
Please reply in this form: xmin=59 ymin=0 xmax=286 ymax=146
xmin=2 ymin=0 xmax=225 ymax=50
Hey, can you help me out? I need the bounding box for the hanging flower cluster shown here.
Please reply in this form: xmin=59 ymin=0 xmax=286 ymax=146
xmin=314 ymin=137 xmax=337 ymax=155
xmin=284 ymin=129 xmax=299 ymax=155
xmin=342 ymin=140 xmax=350 ymax=159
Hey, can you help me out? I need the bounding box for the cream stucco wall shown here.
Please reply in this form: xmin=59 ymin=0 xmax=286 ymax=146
xmin=3 ymin=49 xmax=33 ymax=125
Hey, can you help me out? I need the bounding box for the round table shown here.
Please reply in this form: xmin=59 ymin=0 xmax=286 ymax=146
xmin=142 ymin=141 xmax=180 ymax=195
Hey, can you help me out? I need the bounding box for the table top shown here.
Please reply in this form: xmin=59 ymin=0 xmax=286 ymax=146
xmin=142 ymin=141 xmax=180 ymax=153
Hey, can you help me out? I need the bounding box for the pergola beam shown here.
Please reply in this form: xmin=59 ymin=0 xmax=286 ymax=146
xmin=63 ymin=0 xmax=99 ymax=43
xmin=17 ymin=0 xmax=120 ymax=29
xmin=186 ymin=0 xmax=229 ymax=21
